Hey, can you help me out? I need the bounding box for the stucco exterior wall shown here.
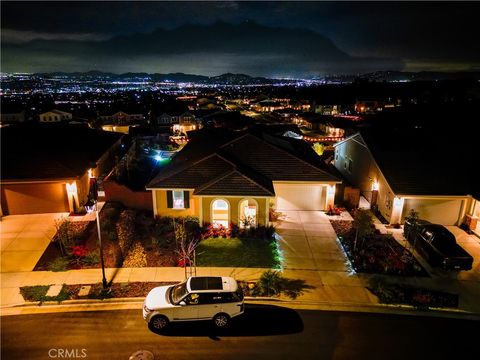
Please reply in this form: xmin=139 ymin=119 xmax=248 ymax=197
xmin=334 ymin=137 xmax=395 ymax=222
xmin=153 ymin=190 xmax=199 ymax=218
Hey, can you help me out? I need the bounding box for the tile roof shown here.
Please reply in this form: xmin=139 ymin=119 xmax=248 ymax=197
xmin=355 ymin=131 xmax=475 ymax=196
xmin=148 ymin=129 xmax=340 ymax=196
xmin=195 ymin=171 xmax=274 ymax=196
xmin=219 ymin=134 xmax=339 ymax=182
xmin=1 ymin=123 xmax=123 ymax=181
xmin=148 ymin=155 xmax=234 ymax=189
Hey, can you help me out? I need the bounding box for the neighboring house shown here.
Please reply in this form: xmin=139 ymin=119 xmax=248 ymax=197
xmin=39 ymin=109 xmax=72 ymax=122
xmin=100 ymin=111 xmax=144 ymax=125
xmin=147 ymin=131 xmax=340 ymax=226
xmin=1 ymin=110 xmax=26 ymax=124
xmin=251 ymin=100 xmax=285 ymax=113
xmin=314 ymin=104 xmax=347 ymax=116
xmin=333 ymin=131 xmax=477 ymax=226
xmin=172 ymin=112 xmax=200 ymax=134
xmin=1 ymin=123 xmax=122 ymax=215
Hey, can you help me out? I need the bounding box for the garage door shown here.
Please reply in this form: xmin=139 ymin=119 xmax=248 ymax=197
xmin=274 ymin=183 xmax=326 ymax=210
xmin=1 ymin=182 xmax=69 ymax=215
xmin=402 ymin=198 xmax=464 ymax=225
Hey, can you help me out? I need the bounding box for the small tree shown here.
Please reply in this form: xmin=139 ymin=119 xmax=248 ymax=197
xmin=53 ymin=218 xmax=76 ymax=256
xmin=174 ymin=219 xmax=199 ymax=278
xmin=353 ymin=209 xmax=374 ymax=252
xmin=312 ymin=142 xmax=325 ymax=156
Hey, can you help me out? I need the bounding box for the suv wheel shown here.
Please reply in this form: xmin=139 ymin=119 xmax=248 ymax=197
xmin=213 ymin=313 xmax=230 ymax=328
xmin=150 ymin=315 xmax=169 ymax=330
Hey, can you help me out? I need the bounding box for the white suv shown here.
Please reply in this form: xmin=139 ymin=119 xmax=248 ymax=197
xmin=143 ymin=276 xmax=244 ymax=330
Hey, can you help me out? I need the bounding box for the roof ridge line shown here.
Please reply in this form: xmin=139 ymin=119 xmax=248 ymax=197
xmin=243 ymin=133 xmax=340 ymax=181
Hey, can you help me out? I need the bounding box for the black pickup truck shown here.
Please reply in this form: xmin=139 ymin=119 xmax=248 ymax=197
xmin=404 ymin=219 xmax=473 ymax=271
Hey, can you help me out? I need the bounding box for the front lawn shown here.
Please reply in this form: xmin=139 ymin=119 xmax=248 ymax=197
xmin=196 ymin=237 xmax=281 ymax=268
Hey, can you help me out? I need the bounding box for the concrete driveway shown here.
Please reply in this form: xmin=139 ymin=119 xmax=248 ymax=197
xmin=275 ymin=210 xmax=349 ymax=271
xmin=0 ymin=213 xmax=66 ymax=273
xmin=445 ymin=226 xmax=480 ymax=282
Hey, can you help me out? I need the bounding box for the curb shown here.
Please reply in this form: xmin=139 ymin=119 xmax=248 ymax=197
xmin=2 ymin=296 xmax=479 ymax=321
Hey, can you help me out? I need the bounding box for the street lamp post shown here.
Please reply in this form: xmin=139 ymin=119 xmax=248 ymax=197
xmin=86 ymin=200 xmax=108 ymax=289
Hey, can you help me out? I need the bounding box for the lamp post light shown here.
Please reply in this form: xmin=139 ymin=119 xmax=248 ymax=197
xmin=85 ymin=199 xmax=108 ymax=289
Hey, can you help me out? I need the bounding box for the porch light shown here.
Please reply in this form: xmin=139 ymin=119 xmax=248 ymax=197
xmin=66 ymin=182 xmax=77 ymax=194
xmin=372 ymin=181 xmax=379 ymax=191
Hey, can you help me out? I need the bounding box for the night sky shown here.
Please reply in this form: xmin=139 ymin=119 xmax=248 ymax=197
xmin=1 ymin=1 xmax=479 ymax=77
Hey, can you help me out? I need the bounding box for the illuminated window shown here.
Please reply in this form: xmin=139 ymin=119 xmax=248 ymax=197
xmin=212 ymin=199 xmax=229 ymax=228
xmin=172 ymin=190 xmax=184 ymax=209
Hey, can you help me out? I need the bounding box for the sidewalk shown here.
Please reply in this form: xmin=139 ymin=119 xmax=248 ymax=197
xmin=2 ymin=210 xmax=480 ymax=318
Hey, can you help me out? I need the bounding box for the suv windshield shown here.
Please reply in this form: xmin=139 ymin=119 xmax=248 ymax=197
xmin=171 ymin=282 xmax=189 ymax=304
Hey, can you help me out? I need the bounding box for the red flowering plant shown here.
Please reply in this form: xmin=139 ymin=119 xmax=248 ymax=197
xmin=71 ymin=245 xmax=88 ymax=264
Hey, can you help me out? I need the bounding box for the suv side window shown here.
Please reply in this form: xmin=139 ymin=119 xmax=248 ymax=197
xmin=184 ymin=293 xmax=200 ymax=305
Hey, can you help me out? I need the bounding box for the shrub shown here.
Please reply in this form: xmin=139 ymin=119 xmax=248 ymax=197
xmin=82 ymin=250 xmax=100 ymax=265
xmin=53 ymin=218 xmax=76 ymax=256
xmin=123 ymin=242 xmax=147 ymax=268
xmin=72 ymin=245 xmax=88 ymax=259
xmin=201 ymin=223 xmax=231 ymax=238
xmin=116 ymin=210 xmax=136 ymax=257
xmin=256 ymin=270 xmax=284 ymax=296
xmin=247 ymin=271 xmax=315 ymax=299
xmin=269 ymin=208 xmax=281 ymax=222
xmin=47 ymin=257 xmax=70 ymax=272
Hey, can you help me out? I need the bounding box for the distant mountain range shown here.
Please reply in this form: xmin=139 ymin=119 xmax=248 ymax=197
xmin=2 ymin=21 xmax=403 ymax=76
xmin=31 ymin=70 xmax=480 ymax=84
xmin=33 ymin=71 xmax=296 ymax=84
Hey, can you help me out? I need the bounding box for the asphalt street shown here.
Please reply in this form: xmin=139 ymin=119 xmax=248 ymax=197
xmin=1 ymin=304 xmax=479 ymax=360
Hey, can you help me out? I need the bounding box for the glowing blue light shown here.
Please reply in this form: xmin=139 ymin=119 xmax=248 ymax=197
xmin=154 ymin=154 xmax=162 ymax=161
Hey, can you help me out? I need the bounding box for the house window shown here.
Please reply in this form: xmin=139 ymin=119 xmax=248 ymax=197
xmin=166 ymin=190 xmax=190 ymax=209
xmin=212 ymin=199 xmax=229 ymax=228
xmin=239 ymin=199 xmax=257 ymax=228
xmin=173 ymin=190 xmax=184 ymax=209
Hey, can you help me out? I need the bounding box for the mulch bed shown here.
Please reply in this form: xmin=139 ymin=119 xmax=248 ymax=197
xmin=34 ymin=216 xmax=177 ymax=271
xmin=331 ymin=220 xmax=428 ymax=277
xmin=367 ymin=280 xmax=459 ymax=309
xmin=66 ymin=282 xmax=176 ymax=299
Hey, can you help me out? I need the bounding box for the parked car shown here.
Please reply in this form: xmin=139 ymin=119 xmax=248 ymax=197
xmin=404 ymin=219 xmax=473 ymax=271
xmin=143 ymin=276 xmax=244 ymax=330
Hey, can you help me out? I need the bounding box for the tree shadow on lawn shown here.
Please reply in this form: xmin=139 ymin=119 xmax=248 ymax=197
xmin=149 ymin=304 xmax=303 ymax=337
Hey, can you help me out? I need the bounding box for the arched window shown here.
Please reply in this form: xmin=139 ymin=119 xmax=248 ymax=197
xmin=211 ymin=199 xmax=229 ymax=228
xmin=239 ymin=199 xmax=257 ymax=228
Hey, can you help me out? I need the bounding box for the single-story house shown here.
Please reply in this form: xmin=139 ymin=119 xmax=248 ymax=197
xmin=1 ymin=123 xmax=123 ymax=215
xmin=147 ymin=131 xmax=341 ymax=226
xmin=39 ymin=109 xmax=72 ymax=123
xmin=333 ymin=131 xmax=478 ymax=226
